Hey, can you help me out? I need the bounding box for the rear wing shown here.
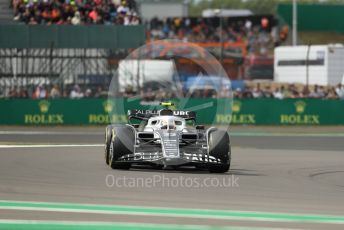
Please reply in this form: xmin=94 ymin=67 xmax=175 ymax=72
xmin=128 ymin=109 xmax=196 ymax=121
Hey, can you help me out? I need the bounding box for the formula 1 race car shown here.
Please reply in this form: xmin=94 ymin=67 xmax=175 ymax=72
xmin=104 ymin=103 xmax=231 ymax=173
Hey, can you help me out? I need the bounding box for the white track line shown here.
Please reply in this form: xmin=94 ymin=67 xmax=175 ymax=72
xmin=0 ymin=144 xmax=103 ymax=148
xmin=0 ymin=131 xmax=102 ymax=135
xmin=1 ymin=130 xmax=344 ymax=137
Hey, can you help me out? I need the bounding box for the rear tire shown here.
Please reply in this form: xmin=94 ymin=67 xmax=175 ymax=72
xmin=208 ymin=129 xmax=231 ymax=173
xmin=109 ymin=126 xmax=134 ymax=170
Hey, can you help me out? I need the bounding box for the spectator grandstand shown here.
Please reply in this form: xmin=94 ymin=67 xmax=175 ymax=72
xmin=147 ymin=15 xmax=279 ymax=55
xmin=11 ymin=0 xmax=140 ymax=25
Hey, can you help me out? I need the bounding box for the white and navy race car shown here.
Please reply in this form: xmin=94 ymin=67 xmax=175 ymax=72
xmin=104 ymin=103 xmax=231 ymax=173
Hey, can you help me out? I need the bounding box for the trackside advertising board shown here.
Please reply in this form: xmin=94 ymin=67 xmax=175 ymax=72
xmin=0 ymin=99 xmax=343 ymax=125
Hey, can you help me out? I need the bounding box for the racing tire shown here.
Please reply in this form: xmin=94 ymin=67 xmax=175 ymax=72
xmin=104 ymin=125 xmax=113 ymax=165
xmin=208 ymin=129 xmax=231 ymax=173
xmin=109 ymin=126 xmax=134 ymax=170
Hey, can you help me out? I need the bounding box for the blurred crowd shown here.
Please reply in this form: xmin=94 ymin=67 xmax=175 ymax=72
xmin=147 ymin=16 xmax=284 ymax=55
xmin=233 ymin=83 xmax=344 ymax=100
xmin=11 ymin=0 xmax=140 ymax=25
xmin=2 ymin=83 xmax=344 ymax=100
xmin=1 ymin=84 xmax=108 ymax=99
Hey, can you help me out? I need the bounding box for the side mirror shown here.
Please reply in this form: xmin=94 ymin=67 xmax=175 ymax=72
xmin=195 ymin=125 xmax=205 ymax=130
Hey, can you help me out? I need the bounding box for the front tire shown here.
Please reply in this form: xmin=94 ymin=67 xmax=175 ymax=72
xmin=109 ymin=126 xmax=134 ymax=170
xmin=208 ymin=129 xmax=231 ymax=173
xmin=104 ymin=126 xmax=113 ymax=165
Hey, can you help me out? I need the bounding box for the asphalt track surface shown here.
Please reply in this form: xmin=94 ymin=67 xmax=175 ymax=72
xmin=0 ymin=126 xmax=343 ymax=229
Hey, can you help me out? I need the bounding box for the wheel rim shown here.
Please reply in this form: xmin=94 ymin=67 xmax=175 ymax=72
xmin=104 ymin=145 xmax=107 ymax=161
xmin=109 ymin=143 xmax=114 ymax=164
xmin=104 ymin=132 xmax=107 ymax=160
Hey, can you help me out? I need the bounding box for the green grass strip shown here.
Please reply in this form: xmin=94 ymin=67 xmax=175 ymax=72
xmin=0 ymin=200 xmax=343 ymax=224
xmin=0 ymin=221 xmax=272 ymax=230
